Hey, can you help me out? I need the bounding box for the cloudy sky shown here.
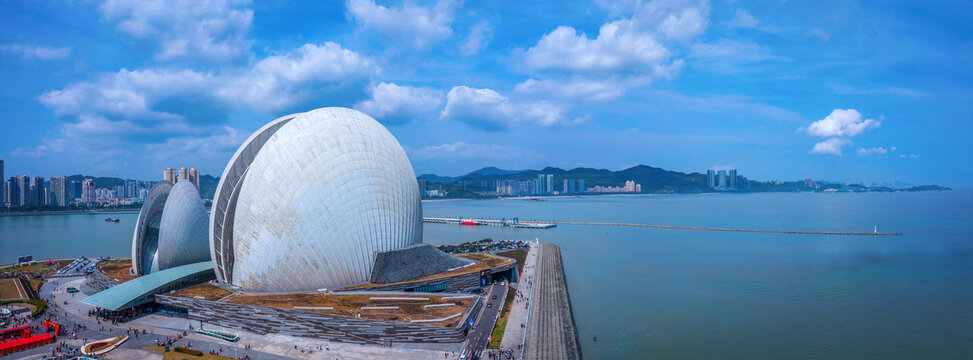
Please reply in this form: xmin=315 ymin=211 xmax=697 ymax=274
xmin=1 ymin=0 xmax=970 ymax=186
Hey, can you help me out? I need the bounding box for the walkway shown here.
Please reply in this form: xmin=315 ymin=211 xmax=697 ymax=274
xmin=524 ymin=243 xmax=581 ymax=360
xmin=500 ymin=241 xmax=538 ymax=356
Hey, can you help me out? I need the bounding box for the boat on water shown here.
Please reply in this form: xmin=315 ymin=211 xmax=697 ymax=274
xmin=104 ymin=217 xmax=120 ymax=223
xmin=460 ymin=220 xmax=479 ymax=226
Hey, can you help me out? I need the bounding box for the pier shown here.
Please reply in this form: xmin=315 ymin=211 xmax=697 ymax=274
xmin=422 ymin=217 xmax=556 ymax=229
xmin=423 ymin=217 xmax=901 ymax=235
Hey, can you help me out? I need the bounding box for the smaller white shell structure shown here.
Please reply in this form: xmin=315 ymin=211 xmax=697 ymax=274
xmin=132 ymin=181 xmax=172 ymax=275
xmin=155 ymin=180 xmax=211 ymax=271
xmin=132 ymin=180 xmax=210 ymax=275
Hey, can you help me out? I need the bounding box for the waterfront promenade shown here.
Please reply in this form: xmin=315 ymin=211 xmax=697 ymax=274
xmin=524 ymin=243 xmax=582 ymax=360
xmin=500 ymin=241 xmax=538 ymax=356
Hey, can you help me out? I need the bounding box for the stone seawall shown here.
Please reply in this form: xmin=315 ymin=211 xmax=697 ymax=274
xmin=155 ymin=294 xmax=481 ymax=344
xmin=524 ymin=243 xmax=582 ymax=360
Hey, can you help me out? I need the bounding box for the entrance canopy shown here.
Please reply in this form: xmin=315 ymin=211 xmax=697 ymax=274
xmin=82 ymin=261 xmax=214 ymax=311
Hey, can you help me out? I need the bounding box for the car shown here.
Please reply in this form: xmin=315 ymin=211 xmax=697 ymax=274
xmin=487 ymin=303 xmax=492 ymax=308
xmin=491 ymin=295 xmax=497 ymax=300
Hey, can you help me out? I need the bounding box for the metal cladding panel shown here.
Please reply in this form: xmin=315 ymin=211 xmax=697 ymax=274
xmin=209 ymin=114 xmax=297 ymax=284
xmin=132 ymin=181 xmax=172 ymax=275
xmin=156 ymin=180 xmax=211 ymax=271
xmin=229 ymin=107 xmax=422 ymax=293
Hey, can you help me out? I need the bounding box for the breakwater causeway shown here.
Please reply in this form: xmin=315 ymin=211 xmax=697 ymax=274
xmin=526 ymin=221 xmax=902 ymax=235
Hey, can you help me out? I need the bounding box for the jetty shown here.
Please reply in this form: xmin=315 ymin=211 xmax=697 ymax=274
xmin=524 ymin=242 xmax=582 ymax=360
xmin=423 ymin=217 xmax=556 ymax=229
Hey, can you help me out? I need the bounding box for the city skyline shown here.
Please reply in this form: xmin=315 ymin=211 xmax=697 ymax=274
xmin=1 ymin=1 xmax=970 ymax=188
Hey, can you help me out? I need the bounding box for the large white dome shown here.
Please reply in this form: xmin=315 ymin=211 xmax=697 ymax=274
xmin=210 ymin=107 xmax=422 ymax=293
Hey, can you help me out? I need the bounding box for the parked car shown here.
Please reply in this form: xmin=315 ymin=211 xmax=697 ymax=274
xmin=487 ymin=303 xmax=492 ymax=308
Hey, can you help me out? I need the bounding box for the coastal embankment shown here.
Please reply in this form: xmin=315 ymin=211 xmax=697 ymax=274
xmin=524 ymin=242 xmax=582 ymax=360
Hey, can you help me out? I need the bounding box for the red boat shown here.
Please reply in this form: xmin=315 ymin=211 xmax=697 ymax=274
xmin=460 ymin=220 xmax=478 ymax=226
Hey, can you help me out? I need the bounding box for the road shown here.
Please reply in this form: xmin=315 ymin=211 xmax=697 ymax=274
xmin=460 ymin=284 xmax=506 ymax=359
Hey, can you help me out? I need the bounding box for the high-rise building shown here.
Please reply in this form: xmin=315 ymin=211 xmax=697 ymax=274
xmin=50 ymin=176 xmax=67 ymax=206
xmin=563 ymin=179 xmax=568 ymax=193
xmin=126 ymin=179 xmax=137 ymax=198
xmin=189 ymin=168 xmax=200 ymax=189
xmin=545 ymin=174 xmax=553 ymax=194
xmin=82 ymin=179 xmax=96 ymax=204
xmin=729 ymin=169 xmax=737 ymax=189
xmin=70 ymin=180 xmax=83 ymax=202
xmin=707 ymin=169 xmax=716 ymax=188
xmin=3 ymin=180 xmax=8 ymax=208
xmin=578 ymin=179 xmax=585 ymax=193
xmin=717 ymin=170 xmax=727 ymax=188
xmin=178 ymin=167 xmax=188 ymax=182
xmin=30 ymin=177 xmax=43 ymax=206
xmin=164 ymin=168 xmax=176 ymax=184
xmin=0 ymin=160 xmax=4 ymax=206
xmin=13 ymin=175 xmax=30 ymax=207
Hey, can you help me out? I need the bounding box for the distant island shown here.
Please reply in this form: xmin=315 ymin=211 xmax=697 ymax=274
xmin=416 ymin=165 xmax=951 ymax=199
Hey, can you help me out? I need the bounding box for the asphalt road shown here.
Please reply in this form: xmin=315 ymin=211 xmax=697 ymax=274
xmin=461 ymin=284 xmax=506 ymax=359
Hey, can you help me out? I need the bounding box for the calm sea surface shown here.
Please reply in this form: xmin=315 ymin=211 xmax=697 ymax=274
xmin=2 ymin=191 xmax=971 ymax=359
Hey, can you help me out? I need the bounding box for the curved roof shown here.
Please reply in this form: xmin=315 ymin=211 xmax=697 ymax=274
xmin=132 ymin=181 xmax=172 ymax=275
xmin=156 ymin=180 xmax=211 ymax=272
xmin=83 ymin=261 xmax=214 ymax=311
xmin=213 ymin=107 xmax=422 ymax=293
xmin=209 ymin=113 xmax=299 ymax=284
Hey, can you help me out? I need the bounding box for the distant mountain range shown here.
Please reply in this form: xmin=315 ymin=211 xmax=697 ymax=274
xmin=418 ymin=165 xmax=950 ymax=198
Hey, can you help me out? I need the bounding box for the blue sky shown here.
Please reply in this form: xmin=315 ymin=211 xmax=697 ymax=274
xmin=1 ymin=0 xmax=970 ymax=187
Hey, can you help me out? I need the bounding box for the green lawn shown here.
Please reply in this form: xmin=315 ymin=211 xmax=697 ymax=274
xmin=488 ymin=286 xmax=517 ymax=348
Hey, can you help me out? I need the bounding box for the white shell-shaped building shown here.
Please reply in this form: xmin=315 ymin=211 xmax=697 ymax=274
xmin=132 ymin=180 xmax=210 ymax=275
xmin=210 ymin=107 xmax=422 ymax=293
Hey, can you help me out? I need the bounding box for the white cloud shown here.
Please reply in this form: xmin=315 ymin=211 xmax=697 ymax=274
xmin=514 ymin=78 xmax=625 ymax=101
xmin=807 ymin=27 xmax=830 ymax=41
xmin=658 ymin=7 xmax=707 ymax=42
xmin=216 ymin=42 xmax=377 ymax=111
xmin=727 ymin=9 xmax=758 ymax=28
xmin=41 ymin=42 xmax=376 ymax=118
xmin=802 ymin=109 xmax=881 ymax=137
xmin=857 ymin=147 xmax=890 ymax=156
xmin=460 ymin=20 xmax=493 ymax=56
xmin=38 ymin=68 xmax=216 ymax=121
xmin=524 ymin=23 xmax=670 ymax=74
xmin=144 ymin=126 xmax=248 ymax=161
xmin=810 ymin=138 xmax=851 ymax=156
xmin=412 ymin=141 xmax=529 ymax=160
xmin=899 ymin=154 xmax=920 ymax=159
xmin=524 ymin=0 xmax=708 ymax=74
xmin=354 ymin=82 xmax=444 ymax=122
xmin=346 ymin=0 xmax=457 ymax=50
xmin=440 ymin=86 xmax=565 ymax=130
xmin=98 ymin=0 xmax=253 ymax=61
xmin=0 ymin=44 xmax=71 ymax=60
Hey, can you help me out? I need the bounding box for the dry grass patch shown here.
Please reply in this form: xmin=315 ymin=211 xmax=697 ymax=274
xmin=98 ymin=259 xmax=137 ymax=283
xmin=170 ymin=283 xmax=233 ymax=301
xmin=0 ymin=278 xmax=25 ymax=299
xmin=457 ymin=253 xmax=514 ymax=268
xmin=223 ymin=292 xmax=472 ymax=327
